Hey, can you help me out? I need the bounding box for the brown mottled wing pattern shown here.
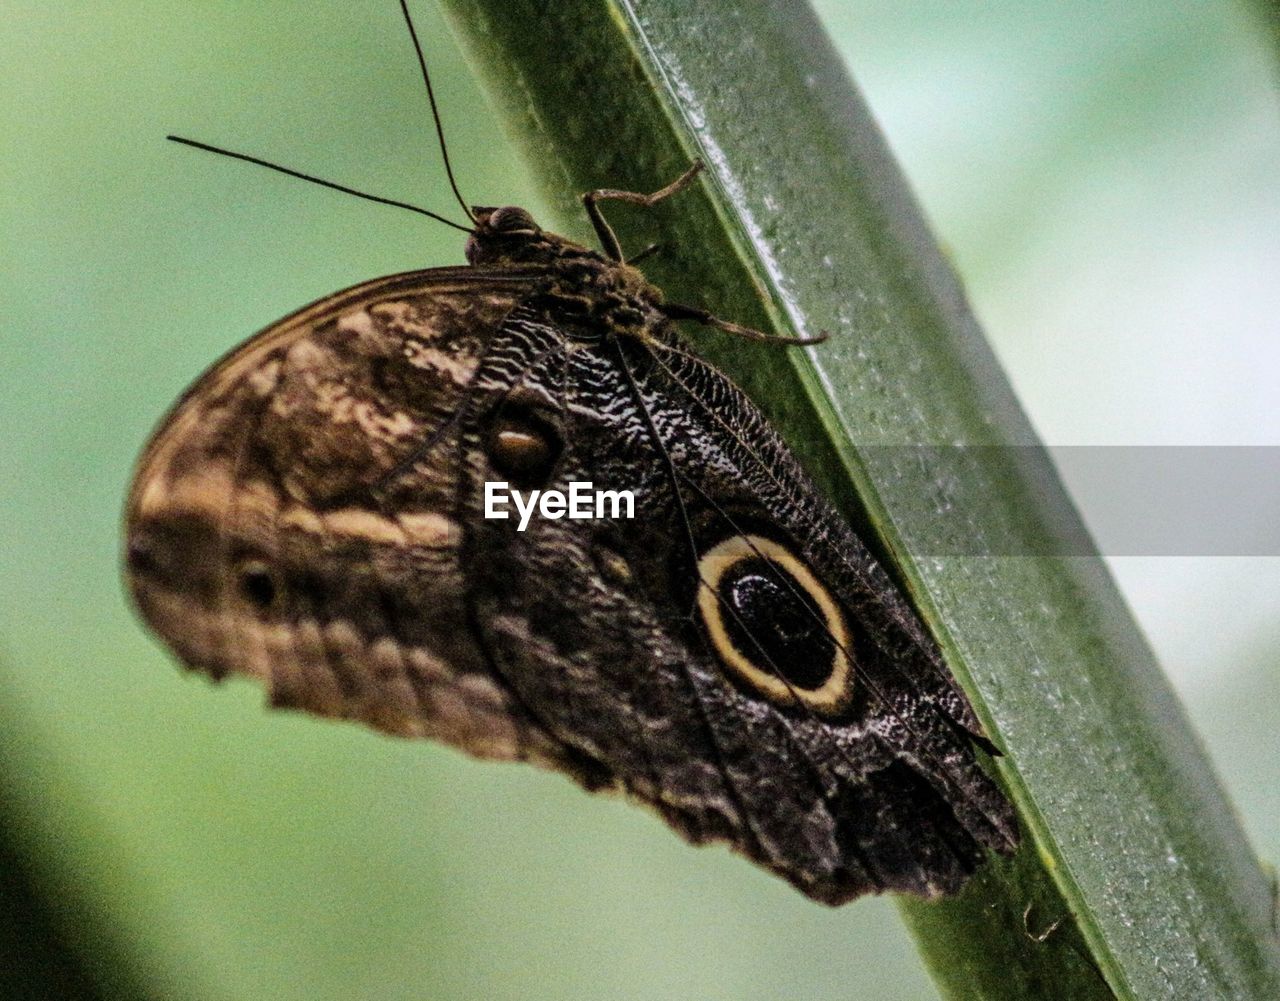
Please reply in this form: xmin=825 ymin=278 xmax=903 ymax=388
xmin=125 ymin=267 xmax=566 ymax=763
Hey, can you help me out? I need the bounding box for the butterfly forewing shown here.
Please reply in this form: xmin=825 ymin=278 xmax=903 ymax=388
xmin=124 ymin=268 xmax=572 ymax=761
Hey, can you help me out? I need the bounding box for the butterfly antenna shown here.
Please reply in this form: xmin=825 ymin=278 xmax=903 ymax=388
xmin=398 ymin=0 xmax=475 ymax=224
xmin=166 ymin=135 xmax=472 ymax=233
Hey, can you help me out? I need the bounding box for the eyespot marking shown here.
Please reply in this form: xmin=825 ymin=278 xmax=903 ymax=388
xmin=236 ymin=558 xmax=278 ymax=611
xmin=696 ymin=534 xmax=852 ymax=714
xmin=484 ymin=407 xmax=562 ymax=486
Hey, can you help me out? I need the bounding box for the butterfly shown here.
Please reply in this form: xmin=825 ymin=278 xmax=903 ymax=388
xmin=123 ymin=2 xmax=1017 ymax=906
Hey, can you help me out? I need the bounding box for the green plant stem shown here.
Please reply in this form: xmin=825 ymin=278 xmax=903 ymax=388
xmin=436 ymin=1 xmax=1280 ymax=998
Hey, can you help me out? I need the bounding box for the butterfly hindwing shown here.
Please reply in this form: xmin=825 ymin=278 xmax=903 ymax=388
xmin=451 ymin=305 xmax=1016 ymax=901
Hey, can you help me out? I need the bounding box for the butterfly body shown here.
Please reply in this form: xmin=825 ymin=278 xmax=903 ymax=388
xmin=125 ymin=197 xmax=1016 ymax=904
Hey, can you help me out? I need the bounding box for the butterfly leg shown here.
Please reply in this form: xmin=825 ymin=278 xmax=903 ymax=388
xmin=660 ymin=301 xmax=829 ymax=346
xmin=582 ymin=160 xmax=704 ymax=262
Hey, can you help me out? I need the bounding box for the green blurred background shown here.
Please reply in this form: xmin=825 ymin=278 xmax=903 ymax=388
xmin=2 ymin=2 xmax=1277 ymax=999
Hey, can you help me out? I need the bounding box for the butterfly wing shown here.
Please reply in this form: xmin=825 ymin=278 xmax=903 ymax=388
xmin=448 ymin=311 xmax=1018 ymax=904
xmin=637 ymin=340 xmax=1021 ymax=898
xmin=126 ymin=265 xmax=1017 ymax=905
xmin=124 ymin=267 xmax=574 ymax=764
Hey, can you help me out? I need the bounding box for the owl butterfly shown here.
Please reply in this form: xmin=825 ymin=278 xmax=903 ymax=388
xmin=124 ymin=3 xmax=1017 ymax=906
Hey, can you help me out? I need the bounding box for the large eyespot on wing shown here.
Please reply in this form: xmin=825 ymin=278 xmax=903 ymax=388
xmin=695 ymin=533 xmax=853 ymax=715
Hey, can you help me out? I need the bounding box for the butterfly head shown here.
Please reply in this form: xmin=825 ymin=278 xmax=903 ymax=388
xmin=465 ymin=205 xmax=588 ymax=268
